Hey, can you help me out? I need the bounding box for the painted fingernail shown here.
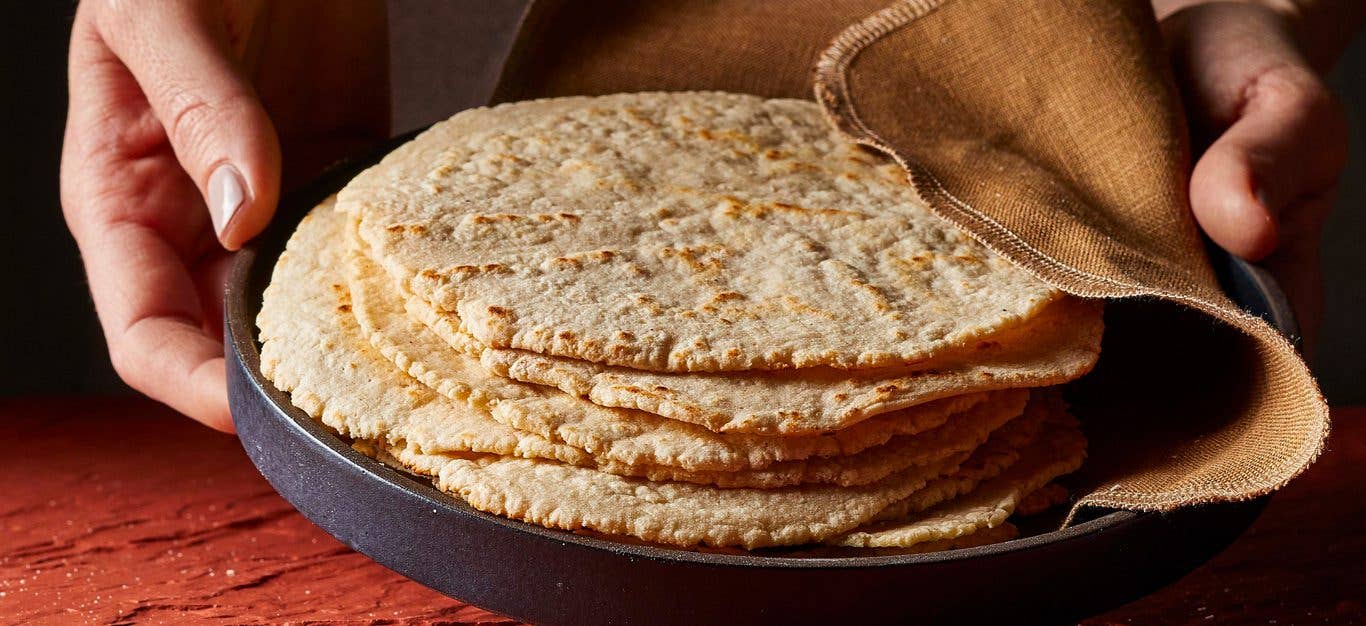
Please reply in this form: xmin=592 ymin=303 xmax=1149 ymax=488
xmin=208 ymin=164 xmax=247 ymax=237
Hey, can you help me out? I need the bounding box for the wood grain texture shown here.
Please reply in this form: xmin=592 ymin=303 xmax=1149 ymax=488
xmin=0 ymin=396 xmax=1361 ymax=625
xmin=0 ymin=397 xmax=512 ymax=625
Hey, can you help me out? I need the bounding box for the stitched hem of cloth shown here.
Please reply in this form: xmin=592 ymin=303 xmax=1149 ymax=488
xmin=810 ymin=0 xmax=1329 ymax=523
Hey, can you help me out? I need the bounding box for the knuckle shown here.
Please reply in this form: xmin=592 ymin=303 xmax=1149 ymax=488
xmin=1248 ymin=64 xmax=1331 ymax=115
xmin=161 ymin=88 xmax=256 ymax=163
xmin=165 ymin=90 xmax=213 ymax=148
xmin=1247 ymin=65 xmax=1349 ymax=174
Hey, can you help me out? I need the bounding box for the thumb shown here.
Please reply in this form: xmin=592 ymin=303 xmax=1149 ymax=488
xmin=96 ymin=0 xmax=281 ymax=249
xmin=1189 ymin=64 xmax=1347 ymax=261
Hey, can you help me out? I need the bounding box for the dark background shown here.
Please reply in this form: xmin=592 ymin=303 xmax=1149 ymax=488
xmin=3 ymin=2 xmax=1363 ymax=402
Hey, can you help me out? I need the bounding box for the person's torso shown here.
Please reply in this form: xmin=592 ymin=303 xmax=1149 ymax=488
xmin=493 ymin=0 xmax=887 ymax=103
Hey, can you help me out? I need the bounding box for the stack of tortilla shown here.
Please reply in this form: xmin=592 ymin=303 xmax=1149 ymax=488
xmin=258 ymin=92 xmax=1103 ymax=551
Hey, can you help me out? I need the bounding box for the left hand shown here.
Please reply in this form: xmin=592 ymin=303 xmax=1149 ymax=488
xmin=59 ymin=0 xmax=388 ymax=431
xmin=1157 ymin=0 xmax=1351 ymax=350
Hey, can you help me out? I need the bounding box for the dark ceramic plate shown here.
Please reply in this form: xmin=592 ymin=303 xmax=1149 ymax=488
xmin=225 ymin=132 xmax=1292 ymax=626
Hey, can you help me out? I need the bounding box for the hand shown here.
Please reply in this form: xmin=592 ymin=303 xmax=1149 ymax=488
xmin=60 ymin=1 xmax=388 ymax=431
xmin=1157 ymin=0 xmax=1358 ymax=350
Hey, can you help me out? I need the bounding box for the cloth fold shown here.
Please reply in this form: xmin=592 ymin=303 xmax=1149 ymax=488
xmin=492 ymin=0 xmax=1329 ymax=514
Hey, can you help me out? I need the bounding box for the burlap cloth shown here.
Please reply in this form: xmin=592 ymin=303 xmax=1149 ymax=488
xmin=490 ymin=0 xmax=1329 ymax=514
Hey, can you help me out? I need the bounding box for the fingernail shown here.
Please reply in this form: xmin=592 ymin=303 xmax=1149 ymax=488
xmin=208 ymin=164 xmax=247 ymax=237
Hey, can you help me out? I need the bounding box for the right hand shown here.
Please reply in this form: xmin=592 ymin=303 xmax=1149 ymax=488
xmin=60 ymin=0 xmax=388 ymax=431
xmin=1156 ymin=0 xmax=1364 ymax=350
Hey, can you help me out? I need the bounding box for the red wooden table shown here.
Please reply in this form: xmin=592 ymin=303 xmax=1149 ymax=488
xmin=2 ymin=396 xmax=1361 ymax=625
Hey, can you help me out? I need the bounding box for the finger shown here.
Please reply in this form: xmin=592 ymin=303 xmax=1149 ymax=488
xmin=88 ymin=221 xmax=235 ymax=433
xmin=1189 ymin=64 xmax=1347 ymax=261
xmin=62 ymin=11 xmax=233 ymax=432
xmin=95 ymin=0 xmax=281 ymax=249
